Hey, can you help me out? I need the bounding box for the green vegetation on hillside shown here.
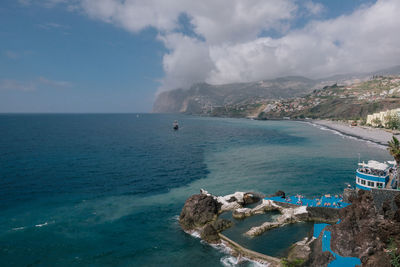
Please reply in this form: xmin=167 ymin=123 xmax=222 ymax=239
xmin=257 ymin=76 xmax=400 ymax=120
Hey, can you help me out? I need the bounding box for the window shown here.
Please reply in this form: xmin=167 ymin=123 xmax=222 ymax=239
xmin=357 ymin=178 xmax=360 ymax=183
xmin=367 ymin=181 xmax=375 ymax=187
xmin=377 ymin=183 xmax=383 ymax=188
xmin=361 ymin=179 xmax=366 ymax=185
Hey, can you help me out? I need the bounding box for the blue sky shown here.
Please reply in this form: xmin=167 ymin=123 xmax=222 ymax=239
xmin=1 ymin=1 xmax=165 ymax=112
xmin=2 ymin=0 xmax=399 ymax=113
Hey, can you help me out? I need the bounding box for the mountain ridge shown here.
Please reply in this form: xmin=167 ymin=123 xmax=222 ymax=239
xmin=153 ymin=65 xmax=400 ymax=115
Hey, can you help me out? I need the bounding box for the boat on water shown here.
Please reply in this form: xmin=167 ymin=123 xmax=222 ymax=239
xmin=355 ymin=160 xmax=397 ymax=190
xmin=173 ymin=120 xmax=179 ymax=130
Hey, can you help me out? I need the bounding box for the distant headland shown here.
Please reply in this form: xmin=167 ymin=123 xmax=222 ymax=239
xmin=153 ymin=65 xmax=400 ymax=123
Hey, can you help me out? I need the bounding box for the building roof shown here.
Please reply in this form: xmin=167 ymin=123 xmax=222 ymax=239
xmin=358 ymin=160 xmax=388 ymax=171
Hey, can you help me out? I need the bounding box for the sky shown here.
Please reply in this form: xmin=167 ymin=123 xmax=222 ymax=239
xmin=1 ymin=0 xmax=399 ymax=113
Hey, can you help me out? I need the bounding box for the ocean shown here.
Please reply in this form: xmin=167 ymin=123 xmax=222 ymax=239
xmin=0 ymin=114 xmax=390 ymax=266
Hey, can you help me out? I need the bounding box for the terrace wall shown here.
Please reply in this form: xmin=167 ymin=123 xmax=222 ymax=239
xmin=371 ymin=188 xmax=400 ymax=212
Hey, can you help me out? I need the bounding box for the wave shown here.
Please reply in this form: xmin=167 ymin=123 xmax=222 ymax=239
xmin=10 ymin=221 xmax=54 ymax=231
xmin=187 ymin=230 xmax=201 ymax=239
xmin=210 ymin=240 xmax=269 ymax=267
xmin=11 ymin=226 xmax=26 ymax=231
xmin=220 ymin=255 xmax=270 ymax=267
xmin=35 ymin=222 xmax=48 ymax=227
xmin=220 ymin=255 xmax=240 ymax=266
xmin=35 ymin=221 xmax=54 ymax=228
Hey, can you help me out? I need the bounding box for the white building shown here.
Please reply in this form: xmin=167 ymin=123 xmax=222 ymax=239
xmin=366 ymin=108 xmax=400 ymax=126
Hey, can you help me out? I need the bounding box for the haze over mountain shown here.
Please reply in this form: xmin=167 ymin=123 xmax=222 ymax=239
xmin=153 ymin=65 xmax=400 ymax=114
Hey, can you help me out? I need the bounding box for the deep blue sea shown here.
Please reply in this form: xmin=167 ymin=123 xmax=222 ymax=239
xmin=0 ymin=114 xmax=390 ymax=266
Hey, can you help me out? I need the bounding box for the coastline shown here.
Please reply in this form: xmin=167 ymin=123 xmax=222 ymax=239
xmin=308 ymin=119 xmax=400 ymax=147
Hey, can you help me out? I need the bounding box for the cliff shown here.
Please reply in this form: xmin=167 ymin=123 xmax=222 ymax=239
xmin=307 ymin=190 xmax=400 ymax=266
xmin=153 ymin=77 xmax=317 ymax=114
xmin=153 ymin=65 xmax=400 ymax=119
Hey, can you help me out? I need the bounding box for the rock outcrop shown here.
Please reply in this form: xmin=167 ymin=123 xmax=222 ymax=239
xmin=245 ymin=203 xmax=309 ymax=237
xmin=179 ymin=194 xmax=220 ymax=231
xmin=179 ymin=190 xmax=261 ymax=243
xmin=307 ymin=190 xmax=400 ymax=266
xmin=306 ymin=206 xmax=339 ymax=223
xmin=287 ymin=236 xmax=314 ymax=265
xmin=243 ymin=192 xmax=262 ymax=205
xmin=180 ymin=188 xmax=400 ymax=267
xmin=306 ymin=236 xmax=335 ymax=267
xmin=268 ymin=190 xmax=286 ymax=199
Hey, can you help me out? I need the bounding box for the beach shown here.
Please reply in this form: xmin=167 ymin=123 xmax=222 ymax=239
xmin=311 ymin=120 xmax=400 ymax=146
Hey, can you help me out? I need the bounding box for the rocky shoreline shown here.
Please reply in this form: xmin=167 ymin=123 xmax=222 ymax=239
xmin=179 ymin=189 xmax=400 ymax=266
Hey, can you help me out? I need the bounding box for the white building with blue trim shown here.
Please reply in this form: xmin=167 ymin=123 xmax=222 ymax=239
xmin=356 ymin=160 xmax=397 ymax=190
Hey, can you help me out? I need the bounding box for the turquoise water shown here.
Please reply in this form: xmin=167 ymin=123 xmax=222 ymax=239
xmin=0 ymin=114 xmax=390 ymax=266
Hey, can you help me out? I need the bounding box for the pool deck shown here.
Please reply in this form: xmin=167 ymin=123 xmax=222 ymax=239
xmin=264 ymin=194 xmax=350 ymax=209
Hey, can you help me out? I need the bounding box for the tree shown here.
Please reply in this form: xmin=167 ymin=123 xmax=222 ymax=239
xmin=388 ymin=136 xmax=400 ymax=189
xmin=385 ymin=114 xmax=400 ymax=129
xmin=372 ymin=117 xmax=382 ymax=127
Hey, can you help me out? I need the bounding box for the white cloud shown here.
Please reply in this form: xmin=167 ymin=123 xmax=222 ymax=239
xmin=0 ymin=80 xmax=36 ymax=91
xmin=38 ymin=77 xmax=72 ymax=87
xmin=23 ymin=0 xmax=400 ymax=91
xmin=0 ymin=77 xmax=72 ymax=91
xmin=4 ymin=50 xmax=19 ymax=59
xmin=75 ymin=0 xmax=297 ymax=91
xmin=18 ymin=0 xmax=70 ymax=8
xmin=157 ymin=33 xmax=215 ymax=91
xmin=304 ymin=1 xmax=324 ymax=16
xmin=78 ymin=0 xmax=296 ymax=44
xmin=18 ymin=0 xmax=32 ymax=6
xmin=37 ymin=22 xmax=69 ymax=30
xmin=183 ymin=0 xmax=400 ymax=85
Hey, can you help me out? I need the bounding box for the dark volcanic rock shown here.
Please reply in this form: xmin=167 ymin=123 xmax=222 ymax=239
xmin=179 ymin=194 xmax=220 ymax=231
xmin=227 ymin=196 xmax=237 ymax=203
xmin=268 ymin=190 xmax=285 ymax=199
xmin=306 ymin=206 xmax=339 ymax=223
xmin=243 ymin=192 xmax=262 ymax=205
xmin=331 ymin=190 xmax=399 ymax=265
xmin=330 ymin=190 xmax=385 ymax=259
xmin=307 ymin=190 xmax=400 ymax=266
xmin=361 ymin=250 xmax=392 ymax=267
xmin=394 ymin=194 xmax=400 ymax=222
xmin=306 ymin=235 xmax=335 ymax=267
xmin=201 ymin=219 xmax=233 ymax=243
xmin=343 ymin=188 xmax=356 ymax=203
xmin=287 ymin=241 xmax=312 ymax=264
xmin=200 ymin=224 xmax=220 ymax=243
xmin=212 ymin=219 xmax=233 ymax=232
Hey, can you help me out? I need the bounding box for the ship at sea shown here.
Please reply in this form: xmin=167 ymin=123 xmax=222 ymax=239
xmin=173 ymin=120 xmax=179 ymax=130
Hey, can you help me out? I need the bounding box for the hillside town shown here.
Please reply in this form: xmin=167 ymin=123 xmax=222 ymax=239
xmin=253 ymin=75 xmax=400 ymax=124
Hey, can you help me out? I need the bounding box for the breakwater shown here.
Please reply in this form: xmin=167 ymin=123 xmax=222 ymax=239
xmin=219 ymin=234 xmax=282 ymax=266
